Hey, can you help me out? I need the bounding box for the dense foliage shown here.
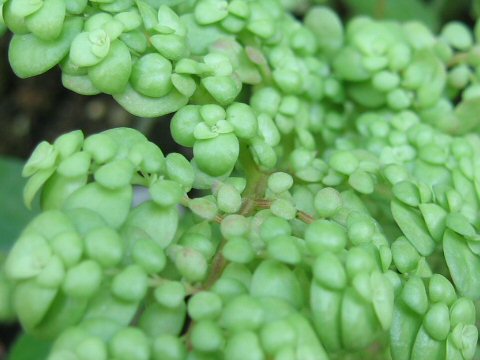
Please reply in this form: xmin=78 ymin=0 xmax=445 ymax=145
xmin=2 ymin=0 xmax=480 ymax=359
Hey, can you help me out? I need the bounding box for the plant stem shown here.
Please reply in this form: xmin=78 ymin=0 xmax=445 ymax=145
xmin=448 ymin=52 xmax=469 ymax=67
xmin=297 ymin=210 xmax=315 ymax=224
xmin=204 ymin=145 xmax=268 ymax=288
xmin=184 ymin=144 xmax=268 ymax=345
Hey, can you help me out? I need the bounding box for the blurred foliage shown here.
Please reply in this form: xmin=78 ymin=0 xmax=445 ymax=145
xmin=281 ymin=0 xmax=478 ymax=32
xmin=7 ymin=334 xmax=51 ymax=360
xmin=341 ymin=0 xmax=477 ymax=31
xmin=343 ymin=0 xmax=441 ymax=29
xmin=0 ymin=157 xmax=38 ymax=252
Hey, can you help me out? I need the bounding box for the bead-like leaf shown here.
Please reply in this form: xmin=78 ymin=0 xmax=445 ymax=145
xmin=25 ymin=0 xmax=65 ymax=40
xmin=64 ymin=183 xmax=132 ymax=229
xmin=371 ymin=271 xmax=394 ymax=331
xmin=32 ymin=293 xmax=88 ymax=339
xmin=443 ymin=230 xmax=480 ymax=299
xmin=88 ymin=40 xmax=132 ymax=95
xmin=123 ymin=201 xmax=178 ymax=248
xmin=410 ymin=326 xmax=446 ymax=360
xmin=391 ymin=200 xmax=435 ymax=256
xmin=287 ymin=313 xmax=330 ymax=360
xmin=113 ymin=85 xmax=188 ymax=118
xmin=310 ymin=282 xmax=342 ymax=351
xmin=250 ymin=260 xmax=304 ymax=309
xmin=13 ymin=279 xmax=57 ymax=331
xmin=341 ymin=288 xmax=379 ymax=350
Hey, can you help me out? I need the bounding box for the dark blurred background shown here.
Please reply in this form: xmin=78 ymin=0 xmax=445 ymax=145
xmin=0 ymin=34 xmax=181 ymax=160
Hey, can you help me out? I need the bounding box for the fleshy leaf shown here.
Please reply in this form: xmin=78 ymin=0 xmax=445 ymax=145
xmin=25 ymin=0 xmax=66 ymax=40
xmin=391 ymin=200 xmax=435 ymax=256
xmin=443 ymin=230 xmax=480 ymax=300
xmin=452 ymin=97 xmax=480 ymax=135
xmin=113 ymin=85 xmax=188 ymax=118
xmin=123 ymin=201 xmax=178 ymax=248
xmin=9 ymin=17 xmax=83 ymax=78
xmin=63 ymin=183 xmax=132 ymax=229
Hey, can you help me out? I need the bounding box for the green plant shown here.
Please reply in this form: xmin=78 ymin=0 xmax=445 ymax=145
xmin=2 ymin=0 xmax=480 ymax=359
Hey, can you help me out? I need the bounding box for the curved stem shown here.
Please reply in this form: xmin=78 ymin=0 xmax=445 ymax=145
xmin=448 ymin=52 xmax=469 ymax=67
xmin=184 ymin=144 xmax=268 ymax=345
xmin=204 ymin=144 xmax=268 ymax=286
